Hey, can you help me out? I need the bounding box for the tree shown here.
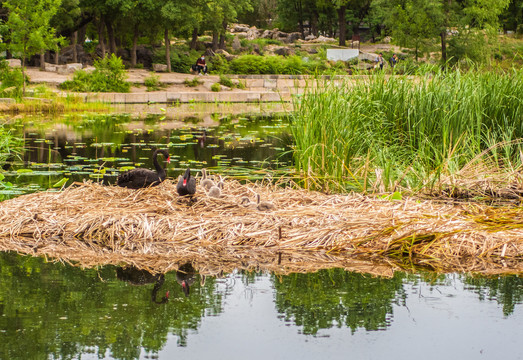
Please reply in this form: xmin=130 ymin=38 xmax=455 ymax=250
xmin=379 ymin=0 xmax=442 ymax=61
xmin=3 ymin=0 xmax=63 ymax=94
xmin=375 ymin=0 xmax=510 ymax=65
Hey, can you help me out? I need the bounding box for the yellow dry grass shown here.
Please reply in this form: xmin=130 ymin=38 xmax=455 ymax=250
xmin=0 ymin=180 xmax=522 ymax=276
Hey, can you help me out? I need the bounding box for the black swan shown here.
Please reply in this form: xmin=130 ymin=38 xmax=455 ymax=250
xmin=200 ymin=168 xmax=215 ymax=191
xmin=176 ymin=168 xmax=197 ymax=197
xmin=116 ymin=149 xmax=170 ymax=189
xmin=257 ymin=194 xmax=276 ymax=211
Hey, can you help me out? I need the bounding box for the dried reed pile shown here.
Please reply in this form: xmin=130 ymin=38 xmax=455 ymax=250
xmin=0 ymin=180 xmax=522 ymax=276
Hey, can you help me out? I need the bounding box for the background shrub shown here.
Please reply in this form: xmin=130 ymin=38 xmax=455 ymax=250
xmin=60 ymin=54 xmax=130 ymax=92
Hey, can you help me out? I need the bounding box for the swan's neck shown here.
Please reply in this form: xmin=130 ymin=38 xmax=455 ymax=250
xmin=152 ymin=151 xmax=164 ymax=174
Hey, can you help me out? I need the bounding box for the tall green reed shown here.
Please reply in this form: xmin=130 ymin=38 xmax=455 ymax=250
xmin=291 ymin=68 xmax=523 ymax=194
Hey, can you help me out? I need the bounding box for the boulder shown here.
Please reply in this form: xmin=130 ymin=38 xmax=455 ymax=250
xmin=274 ymin=47 xmax=295 ymax=56
xmin=66 ymin=63 xmax=83 ymax=72
xmin=230 ymin=24 xmax=250 ymax=33
xmin=215 ymin=49 xmax=236 ymax=61
xmin=232 ymin=37 xmax=242 ymax=52
xmin=6 ymin=59 xmax=21 ymax=67
xmin=261 ymin=29 xmax=274 ymax=39
xmin=152 ymin=64 xmax=168 ymax=72
xmin=305 ymin=35 xmax=316 ymax=41
xmin=284 ymin=32 xmax=302 ymax=43
xmin=246 ymin=28 xmax=260 ymax=40
xmin=136 ymin=45 xmax=154 ymax=68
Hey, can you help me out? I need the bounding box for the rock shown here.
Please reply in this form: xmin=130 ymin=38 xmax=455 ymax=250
xmin=251 ymin=43 xmax=261 ymax=55
xmin=136 ymin=45 xmax=154 ymax=68
xmin=234 ymin=32 xmax=248 ymax=38
xmin=56 ymin=65 xmax=72 ymax=75
xmin=261 ymin=29 xmax=274 ymax=39
xmin=215 ymin=49 xmax=236 ymax=61
xmin=6 ymin=59 xmax=21 ymax=67
xmin=246 ymin=28 xmax=260 ymax=40
xmin=305 ymin=34 xmax=316 ymax=41
xmin=0 ymin=98 xmax=15 ymax=103
xmin=382 ymin=36 xmax=392 ymax=44
xmin=232 ymin=37 xmax=242 ymax=52
xmin=274 ymin=47 xmax=295 ymax=56
xmin=284 ymin=32 xmax=302 ymax=43
xmin=315 ymin=35 xmax=336 ymax=43
xmin=306 ymin=48 xmax=318 ymax=54
xmin=43 ymin=62 xmax=57 ymax=72
xmin=66 ymin=63 xmax=83 ymax=72
xmin=152 ymin=64 xmax=168 ymax=72
xmin=230 ymin=24 xmax=250 ymax=33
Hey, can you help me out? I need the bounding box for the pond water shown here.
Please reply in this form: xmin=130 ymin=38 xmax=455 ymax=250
xmin=0 ymin=109 xmax=292 ymax=197
xmin=1 ymin=251 xmax=522 ymax=360
xmin=1 ymin=110 xmax=522 ymax=359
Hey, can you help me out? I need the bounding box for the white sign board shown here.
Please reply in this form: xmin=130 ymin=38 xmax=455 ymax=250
xmin=326 ymin=49 xmax=359 ymax=61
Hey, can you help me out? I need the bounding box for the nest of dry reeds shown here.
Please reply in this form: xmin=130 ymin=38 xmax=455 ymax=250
xmin=0 ymin=180 xmax=522 ymax=276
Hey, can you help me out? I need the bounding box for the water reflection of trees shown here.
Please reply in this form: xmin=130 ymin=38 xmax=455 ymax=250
xmin=0 ymin=252 xmax=223 ymax=359
xmin=462 ymin=274 xmax=523 ymax=316
xmin=272 ymin=269 xmax=407 ymax=335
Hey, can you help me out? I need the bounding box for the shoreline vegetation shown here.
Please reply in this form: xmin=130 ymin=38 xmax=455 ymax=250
xmin=291 ymin=68 xmax=523 ymax=199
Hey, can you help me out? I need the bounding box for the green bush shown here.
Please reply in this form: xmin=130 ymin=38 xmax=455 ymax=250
xmin=209 ymin=54 xmax=230 ymax=74
xmin=60 ymin=54 xmax=130 ymax=92
xmin=211 ymin=83 xmax=221 ymax=92
xmin=218 ymin=75 xmax=234 ymax=88
xmin=230 ymin=55 xmax=270 ymax=74
xmin=184 ymin=78 xmax=202 ymax=87
xmin=144 ymin=73 xmax=163 ymax=91
xmin=0 ymin=60 xmax=26 ymax=98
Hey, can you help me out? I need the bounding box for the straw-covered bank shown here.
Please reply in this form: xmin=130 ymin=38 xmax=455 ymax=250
xmin=0 ymin=180 xmax=522 ymax=276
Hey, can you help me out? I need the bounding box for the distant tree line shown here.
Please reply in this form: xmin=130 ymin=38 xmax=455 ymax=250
xmin=0 ymin=0 xmax=521 ymax=69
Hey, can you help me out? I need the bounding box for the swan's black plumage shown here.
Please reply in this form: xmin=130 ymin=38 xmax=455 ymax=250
xmin=176 ymin=168 xmax=196 ymax=196
xmin=116 ymin=149 xmax=170 ymax=189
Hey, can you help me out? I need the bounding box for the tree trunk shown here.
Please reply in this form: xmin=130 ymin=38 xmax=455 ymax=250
xmin=190 ymin=27 xmax=198 ymax=50
xmin=21 ymin=51 xmax=26 ymax=95
xmin=165 ymin=28 xmax=171 ymax=72
xmin=337 ymin=6 xmax=347 ymax=47
xmin=212 ymin=29 xmax=219 ymax=51
xmin=296 ymin=0 xmax=305 ymax=39
xmin=78 ymin=24 xmax=87 ymax=44
xmin=72 ymin=31 xmax=78 ymax=63
xmin=105 ymin=19 xmax=116 ymax=54
xmin=131 ymin=25 xmax=138 ymax=67
xmin=440 ymin=30 xmax=447 ymax=64
xmin=219 ymin=19 xmax=227 ymax=49
xmin=311 ymin=11 xmax=319 ymax=37
xmin=97 ymin=19 xmax=106 ymax=58
xmin=55 ymin=48 xmax=60 ymax=65
xmin=40 ymin=53 xmax=45 ymax=70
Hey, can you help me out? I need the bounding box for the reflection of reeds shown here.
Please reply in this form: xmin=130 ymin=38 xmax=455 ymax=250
xmin=0 ymin=181 xmax=522 ymax=275
xmin=291 ymin=69 xmax=523 ymax=196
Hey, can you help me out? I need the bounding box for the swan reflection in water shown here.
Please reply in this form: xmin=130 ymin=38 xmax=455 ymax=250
xmin=116 ymin=266 xmax=170 ymax=304
xmin=176 ymin=263 xmax=205 ymax=297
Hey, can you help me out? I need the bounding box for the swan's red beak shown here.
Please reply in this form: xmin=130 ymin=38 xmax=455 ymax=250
xmin=183 ymin=179 xmax=187 ymax=186
xmin=165 ymin=291 xmax=170 ymax=299
xmin=167 ymin=156 xmax=171 ymax=164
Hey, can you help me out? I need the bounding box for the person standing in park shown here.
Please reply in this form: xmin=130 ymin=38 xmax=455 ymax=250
xmin=376 ymin=53 xmax=385 ymax=70
xmin=390 ymin=54 xmax=398 ymax=68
